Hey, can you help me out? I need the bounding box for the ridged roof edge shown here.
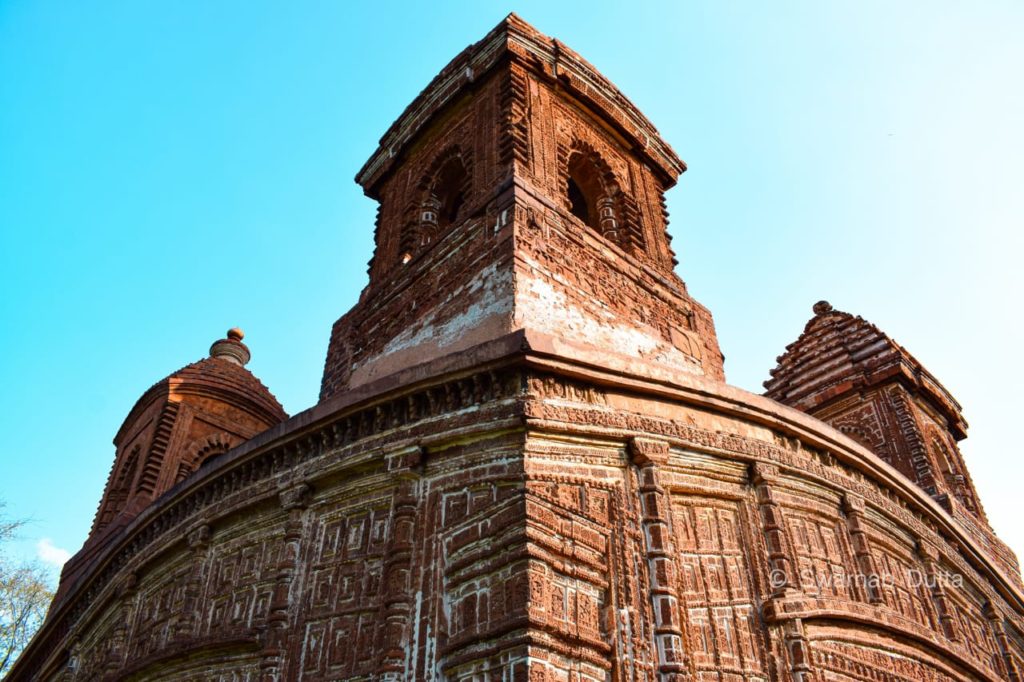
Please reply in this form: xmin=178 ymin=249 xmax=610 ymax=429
xmin=764 ymin=302 xmax=967 ymax=438
xmin=355 ymin=13 xmax=686 ymax=197
xmin=114 ymin=356 xmax=288 ymax=444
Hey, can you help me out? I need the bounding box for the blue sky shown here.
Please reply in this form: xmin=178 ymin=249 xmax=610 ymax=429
xmin=1 ymin=1 xmax=1022 ymax=577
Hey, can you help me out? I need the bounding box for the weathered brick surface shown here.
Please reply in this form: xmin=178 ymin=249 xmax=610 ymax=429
xmin=48 ymin=331 xmax=289 ymax=613
xmin=10 ymin=14 xmax=1024 ymax=682
xmin=320 ymin=14 xmax=723 ymax=400
xmin=765 ymin=301 xmax=1019 ymax=582
xmin=16 ymin=355 xmax=1024 ymax=680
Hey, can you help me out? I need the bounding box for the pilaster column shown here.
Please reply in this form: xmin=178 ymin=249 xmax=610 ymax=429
xmin=629 ymin=437 xmax=688 ymax=679
xmin=985 ymin=601 xmax=1021 ymax=682
xmin=174 ymin=523 xmax=211 ymax=641
xmin=260 ymin=481 xmax=313 ymax=681
xmin=751 ymin=463 xmax=798 ymax=597
xmin=598 ymin=196 xmax=619 ymax=240
xmin=64 ymin=639 xmax=81 ymax=682
xmin=841 ymin=494 xmax=884 ymax=604
xmin=917 ymin=539 xmax=960 ymax=642
xmin=377 ymin=445 xmax=424 ymax=678
xmin=783 ymin=617 xmax=815 ymax=682
xmin=102 ymin=572 xmax=138 ymax=675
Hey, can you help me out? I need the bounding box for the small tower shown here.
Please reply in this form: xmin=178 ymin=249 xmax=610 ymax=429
xmin=320 ymin=13 xmax=724 ymax=400
xmin=765 ymin=301 xmax=1018 ymax=576
xmin=90 ymin=329 xmax=287 ymax=537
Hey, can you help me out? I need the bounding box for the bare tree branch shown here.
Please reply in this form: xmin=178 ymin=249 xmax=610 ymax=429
xmin=0 ymin=502 xmax=54 ymax=677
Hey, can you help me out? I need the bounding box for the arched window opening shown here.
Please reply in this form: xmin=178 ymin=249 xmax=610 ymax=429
xmin=566 ymin=151 xmax=621 ymax=245
xmin=567 ymin=176 xmax=589 ymax=224
xmin=193 ymin=434 xmax=234 ymax=473
xmin=97 ymin=444 xmax=141 ymax=529
xmin=933 ymin=437 xmax=958 ymax=476
xmin=931 ymin=436 xmax=977 ymax=513
xmin=566 ymin=153 xmax=602 ymax=230
xmin=839 ymin=425 xmax=875 ymax=454
xmin=430 ymin=156 xmax=469 ymax=230
xmin=401 ymin=149 xmax=471 ymax=269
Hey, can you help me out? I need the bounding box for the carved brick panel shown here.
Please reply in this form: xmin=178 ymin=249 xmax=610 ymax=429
xmin=673 ymin=497 xmax=770 ymax=682
xmin=297 ymin=500 xmax=390 ymax=679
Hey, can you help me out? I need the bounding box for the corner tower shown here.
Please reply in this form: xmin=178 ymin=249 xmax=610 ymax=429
xmin=321 ymin=13 xmax=723 ymax=399
xmin=765 ymin=301 xmax=1018 ymax=578
xmin=91 ymin=329 xmax=287 ymax=537
xmin=49 ymin=330 xmax=288 ymax=604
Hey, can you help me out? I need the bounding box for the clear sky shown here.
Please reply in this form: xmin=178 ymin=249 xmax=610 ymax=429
xmin=1 ymin=1 xmax=1022 ymax=577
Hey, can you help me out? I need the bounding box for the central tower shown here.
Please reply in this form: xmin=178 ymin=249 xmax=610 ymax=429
xmin=321 ymin=13 xmax=723 ymax=399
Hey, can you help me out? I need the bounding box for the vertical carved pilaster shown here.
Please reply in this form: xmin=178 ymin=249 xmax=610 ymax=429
xmin=985 ymin=601 xmax=1021 ymax=681
xmin=260 ymin=482 xmax=313 ymax=681
xmin=783 ymin=617 xmax=815 ymax=682
xmin=103 ymin=572 xmax=138 ymax=675
xmin=917 ymin=539 xmax=961 ymax=642
xmin=752 ymin=463 xmax=815 ymax=682
xmin=64 ymin=638 xmax=81 ymax=682
xmin=629 ymin=437 xmax=688 ymax=680
xmin=751 ymin=463 xmax=798 ymax=597
xmin=841 ymin=494 xmax=884 ymax=604
xmin=377 ymin=445 xmax=424 ymax=679
xmin=173 ymin=523 xmax=211 ymax=642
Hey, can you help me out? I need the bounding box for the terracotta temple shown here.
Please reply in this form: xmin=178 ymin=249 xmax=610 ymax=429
xmin=10 ymin=14 xmax=1024 ymax=682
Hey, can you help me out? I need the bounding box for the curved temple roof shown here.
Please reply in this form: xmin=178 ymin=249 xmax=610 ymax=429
xmin=765 ymin=301 xmax=967 ymax=440
xmin=114 ymin=330 xmax=287 ymax=444
xmin=356 ymin=13 xmax=686 ymax=198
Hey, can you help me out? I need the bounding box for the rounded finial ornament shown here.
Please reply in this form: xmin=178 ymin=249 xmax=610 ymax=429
xmin=210 ymin=327 xmax=251 ymax=366
xmin=813 ymin=300 xmax=833 ymax=316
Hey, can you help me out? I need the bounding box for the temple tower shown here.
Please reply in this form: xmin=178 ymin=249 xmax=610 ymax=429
xmin=765 ymin=301 xmax=1018 ymax=578
xmin=320 ymin=13 xmax=723 ymax=399
xmin=92 ymin=329 xmax=287 ymax=536
xmin=54 ymin=329 xmax=287 ymax=607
